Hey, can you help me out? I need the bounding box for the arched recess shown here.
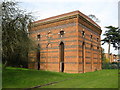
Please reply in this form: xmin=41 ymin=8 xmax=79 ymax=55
xmin=46 ymin=43 xmax=52 ymax=70
xmin=91 ymin=44 xmax=93 ymax=71
xmin=97 ymin=46 xmax=100 ymax=70
xmin=37 ymin=44 xmax=40 ymax=70
xmin=59 ymin=42 xmax=64 ymax=72
xmin=82 ymin=42 xmax=85 ymax=73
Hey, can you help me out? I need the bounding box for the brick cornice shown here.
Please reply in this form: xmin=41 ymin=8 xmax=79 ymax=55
xmin=32 ymin=15 xmax=77 ymax=27
xmin=78 ymin=15 xmax=102 ymax=34
xmin=34 ymin=10 xmax=79 ymax=23
xmin=31 ymin=10 xmax=101 ymax=31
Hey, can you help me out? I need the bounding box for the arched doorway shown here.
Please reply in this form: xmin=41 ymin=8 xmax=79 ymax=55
xmin=37 ymin=44 xmax=40 ymax=70
xmin=91 ymin=44 xmax=93 ymax=72
xmin=59 ymin=42 xmax=64 ymax=72
xmin=82 ymin=42 xmax=85 ymax=73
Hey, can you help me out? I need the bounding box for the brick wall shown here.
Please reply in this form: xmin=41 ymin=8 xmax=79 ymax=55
xmin=28 ymin=10 xmax=102 ymax=73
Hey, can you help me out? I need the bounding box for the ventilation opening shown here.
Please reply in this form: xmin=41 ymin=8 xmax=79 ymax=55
xmin=37 ymin=34 xmax=40 ymax=40
xmin=82 ymin=31 xmax=85 ymax=37
xmin=97 ymin=38 xmax=99 ymax=41
xmin=90 ymin=35 xmax=92 ymax=39
xmin=60 ymin=31 xmax=64 ymax=35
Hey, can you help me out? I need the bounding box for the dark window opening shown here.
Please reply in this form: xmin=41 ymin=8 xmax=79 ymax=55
xmin=90 ymin=35 xmax=92 ymax=39
xmin=82 ymin=42 xmax=85 ymax=73
xmin=97 ymin=38 xmax=99 ymax=41
xmin=59 ymin=42 xmax=64 ymax=72
xmin=82 ymin=42 xmax=85 ymax=45
xmin=91 ymin=44 xmax=93 ymax=48
xmin=37 ymin=34 xmax=40 ymax=40
xmin=97 ymin=46 xmax=99 ymax=49
xmin=37 ymin=44 xmax=40 ymax=70
xmin=60 ymin=31 xmax=64 ymax=35
xmin=82 ymin=31 xmax=85 ymax=37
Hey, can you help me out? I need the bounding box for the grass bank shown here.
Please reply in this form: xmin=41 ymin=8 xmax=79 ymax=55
xmin=43 ymin=69 xmax=118 ymax=88
xmin=2 ymin=67 xmax=118 ymax=88
xmin=3 ymin=67 xmax=76 ymax=88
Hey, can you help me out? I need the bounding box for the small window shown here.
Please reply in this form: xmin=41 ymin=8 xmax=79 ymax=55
xmin=97 ymin=38 xmax=99 ymax=41
xmin=60 ymin=30 xmax=64 ymax=37
xmin=82 ymin=42 xmax=85 ymax=45
xmin=48 ymin=32 xmax=52 ymax=38
xmin=97 ymin=46 xmax=99 ymax=49
xmin=60 ymin=31 xmax=64 ymax=35
xmin=90 ymin=35 xmax=92 ymax=39
xmin=91 ymin=44 xmax=93 ymax=48
xmin=37 ymin=34 xmax=40 ymax=40
xmin=82 ymin=31 xmax=85 ymax=37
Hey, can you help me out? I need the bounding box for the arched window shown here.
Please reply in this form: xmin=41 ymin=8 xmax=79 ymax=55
xmin=82 ymin=42 xmax=85 ymax=58
xmin=82 ymin=41 xmax=85 ymax=73
xmin=59 ymin=42 xmax=64 ymax=72
xmin=37 ymin=44 xmax=40 ymax=70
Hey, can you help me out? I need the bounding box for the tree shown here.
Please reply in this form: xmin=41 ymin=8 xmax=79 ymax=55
xmin=88 ymin=14 xmax=100 ymax=23
xmin=101 ymin=48 xmax=106 ymax=63
xmin=2 ymin=1 xmax=35 ymax=68
xmin=102 ymin=26 xmax=119 ymax=60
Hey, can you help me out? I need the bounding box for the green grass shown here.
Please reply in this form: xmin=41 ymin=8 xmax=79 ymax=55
xmin=3 ymin=67 xmax=118 ymax=88
xmin=43 ymin=69 xmax=118 ymax=88
xmin=3 ymin=67 xmax=76 ymax=88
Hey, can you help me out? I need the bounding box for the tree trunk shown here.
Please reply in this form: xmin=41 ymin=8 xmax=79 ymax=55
xmin=3 ymin=60 xmax=8 ymax=69
xmin=108 ymin=40 xmax=111 ymax=62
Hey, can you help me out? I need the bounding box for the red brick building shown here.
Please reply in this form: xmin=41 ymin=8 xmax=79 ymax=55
xmin=28 ymin=10 xmax=102 ymax=73
xmin=104 ymin=53 xmax=119 ymax=63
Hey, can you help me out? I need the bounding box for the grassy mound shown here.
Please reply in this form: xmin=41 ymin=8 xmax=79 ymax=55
xmin=2 ymin=67 xmax=118 ymax=88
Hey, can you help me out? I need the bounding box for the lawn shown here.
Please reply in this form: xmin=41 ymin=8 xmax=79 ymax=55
xmin=2 ymin=67 xmax=76 ymax=88
xmin=43 ymin=69 xmax=118 ymax=88
xmin=2 ymin=67 xmax=118 ymax=88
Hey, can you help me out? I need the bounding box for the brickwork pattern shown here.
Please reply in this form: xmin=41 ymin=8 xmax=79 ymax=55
xmin=28 ymin=10 xmax=102 ymax=73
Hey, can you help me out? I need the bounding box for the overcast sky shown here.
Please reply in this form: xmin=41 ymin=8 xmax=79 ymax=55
xmin=16 ymin=0 xmax=119 ymax=54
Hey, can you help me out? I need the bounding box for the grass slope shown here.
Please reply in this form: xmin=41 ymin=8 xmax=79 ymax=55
xmin=43 ymin=69 xmax=118 ymax=88
xmin=3 ymin=67 xmax=76 ymax=88
xmin=3 ymin=67 xmax=118 ymax=88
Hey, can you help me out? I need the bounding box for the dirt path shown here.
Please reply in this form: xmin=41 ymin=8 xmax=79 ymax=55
xmin=25 ymin=77 xmax=75 ymax=89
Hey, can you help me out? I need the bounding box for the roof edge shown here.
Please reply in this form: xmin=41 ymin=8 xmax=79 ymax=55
xmin=33 ymin=10 xmax=101 ymax=29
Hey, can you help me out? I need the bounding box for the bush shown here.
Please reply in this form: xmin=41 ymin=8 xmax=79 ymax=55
xmin=102 ymin=63 xmax=118 ymax=69
xmin=111 ymin=62 xmax=118 ymax=64
xmin=111 ymin=64 xmax=118 ymax=69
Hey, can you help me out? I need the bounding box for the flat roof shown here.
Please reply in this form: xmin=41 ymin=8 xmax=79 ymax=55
xmin=33 ymin=10 xmax=101 ymax=29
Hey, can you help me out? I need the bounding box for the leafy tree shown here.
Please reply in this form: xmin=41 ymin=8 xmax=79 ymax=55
xmin=101 ymin=48 xmax=106 ymax=63
xmin=2 ymin=1 xmax=35 ymax=68
xmin=88 ymin=14 xmax=100 ymax=23
xmin=102 ymin=26 xmax=119 ymax=60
